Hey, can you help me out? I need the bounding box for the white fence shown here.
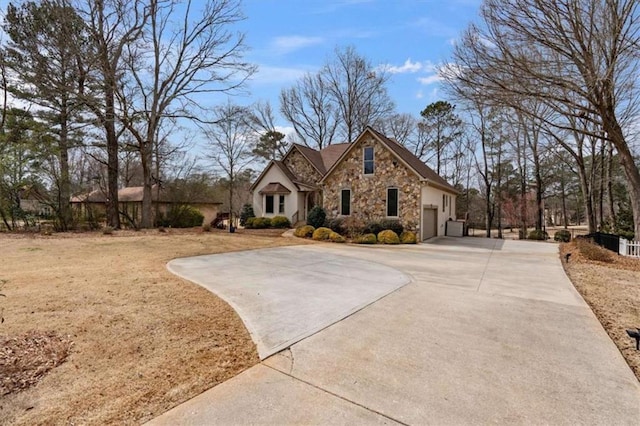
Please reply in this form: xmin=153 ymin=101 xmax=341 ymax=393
xmin=619 ymin=238 xmax=640 ymax=258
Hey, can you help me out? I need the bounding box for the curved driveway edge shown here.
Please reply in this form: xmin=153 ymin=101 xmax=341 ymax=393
xmin=167 ymin=245 xmax=410 ymax=359
xmin=153 ymin=238 xmax=640 ymax=425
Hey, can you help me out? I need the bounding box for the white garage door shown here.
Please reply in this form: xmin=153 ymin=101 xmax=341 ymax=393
xmin=422 ymin=208 xmax=437 ymax=240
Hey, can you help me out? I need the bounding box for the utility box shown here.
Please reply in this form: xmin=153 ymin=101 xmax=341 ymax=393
xmin=446 ymin=220 xmax=465 ymax=237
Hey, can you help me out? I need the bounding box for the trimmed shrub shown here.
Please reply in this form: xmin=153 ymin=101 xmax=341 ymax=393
xmin=527 ymin=229 xmax=549 ymax=240
xmin=400 ymin=231 xmax=417 ymax=244
xmin=244 ymin=217 xmax=256 ymax=229
xmin=328 ymin=217 xmax=347 ymax=235
xmin=380 ymin=219 xmax=404 ymax=235
xmin=353 ymin=233 xmax=377 ymax=244
xmin=252 ymin=217 xmax=272 ymax=229
xmin=240 ymin=204 xmax=255 ymax=226
xmin=363 ymin=221 xmax=383 ymax=236
xmin=312 ymin=226 xmax=332 ymax=241
xmin=307 ymin=206 xmax=326 ymax=229
xmin=271 ymin=216 xmax=291 ymax=229
xmin=329 ymin=231 xmax=346 ymax=243
xmin=164 ymin=205 xmax=204 ymax=228
xmin=554 ymin=229 xmax=571 ymax=243
xmin=576 ymin=239 xmax=614 ymax=263
xmin=378 ymin=229 xmax=400 ymax=244
xmin=294 ymin=225 xmax=315 ymax=238
xmin=618 ymin=229 xmax=635 ymax=241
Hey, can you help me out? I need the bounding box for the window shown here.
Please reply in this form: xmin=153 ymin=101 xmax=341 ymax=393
xmin=279 ymin=195 xmax=285 ymax=214
xmin=387 ymin=188 xmax=399 ymax=217
xmin=449 ymin=196 xmax=452 ymax=216
xmin=341 ymin=189 xmax=351 ymax=216
xmin=442 ymin=194 xmax=446 ymax=212
xmin=363 ymin=147 xmax=374 ymax=175
xmin=265 ymin=195 xmax=274 ymax=214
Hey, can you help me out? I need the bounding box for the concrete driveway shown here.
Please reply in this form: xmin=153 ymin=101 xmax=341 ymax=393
xmin=151 ymin=238 xmax=640 ymax=425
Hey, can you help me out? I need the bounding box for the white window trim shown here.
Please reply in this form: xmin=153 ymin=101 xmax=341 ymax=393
xmin=363 ymin=146 xmax=374 ymax=176
xmin=340 ymin=188 xmax=351 ymax=216
xmin=386 ymin=187 xmax=399 ymax=218
xmin=265 ymin=194 xmax=275 ymax=215
xmin=278 ymin=194 xmax=285 ymax=214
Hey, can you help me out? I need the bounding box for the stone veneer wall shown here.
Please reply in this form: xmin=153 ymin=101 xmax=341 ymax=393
xmin=283 ymin=149 xmax=322 ymax=185
xmin=322 ymin=134 xmax=421 ymax=230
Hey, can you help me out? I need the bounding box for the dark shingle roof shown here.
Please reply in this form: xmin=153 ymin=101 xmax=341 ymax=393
xmin=258 ymin=182 xmax=292 ymax=194
xmin=292 ymin=144 xmax=327 ymax=175
xmin=366 ymin=127 xmax=458 ymax=194
xmin=320 ymin=143 xmax=350 ymax=171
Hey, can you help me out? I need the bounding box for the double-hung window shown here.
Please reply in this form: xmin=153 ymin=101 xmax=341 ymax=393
xmin=387 ymin=188 xmax=399 ymax=217
xmin=341 ymin=189 xmax=351 ymax=216
xmin=279 ymin=195 xmax=285 ymax=214
xmin=363 ymin=147 xmax=374 ymax=175
xmin=265 ymin=195 xmax=274 ymax=214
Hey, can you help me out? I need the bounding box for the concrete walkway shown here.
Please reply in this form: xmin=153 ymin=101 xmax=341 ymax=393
xmin=151 ymin=238 xmax=640 ymax=425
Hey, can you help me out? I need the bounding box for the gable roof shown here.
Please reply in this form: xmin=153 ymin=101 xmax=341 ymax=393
xmin=321 ymin=126 xmax=459 ymax=194
xmin=284 ymin=143 xmax=351 ymax=177
xmin=290 ymin=144 xmax=327 ymax=175
xmin=71 ymin=185 xmax=222 ymax=204
xmin=249 ymin=160 xmax=300 ymax=192
xmin=258 ymin=182 xmax=292 ymax=195
xmin=320 ymin=143 xmax=350 ymax=171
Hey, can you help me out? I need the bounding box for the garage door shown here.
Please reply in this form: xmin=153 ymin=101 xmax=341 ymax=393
xmin=422 ymin=208 xmax=437 ymax=240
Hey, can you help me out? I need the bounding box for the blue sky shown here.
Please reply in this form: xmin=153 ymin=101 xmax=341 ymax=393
xmin=236 ymin=0 xmax=482 ymax=128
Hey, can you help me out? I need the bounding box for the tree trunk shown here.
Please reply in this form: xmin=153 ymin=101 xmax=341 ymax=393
xmin=140 ymin=140 xmax=153 ymax=229
xmin=229 ymin=170 xmax=234 ymax=232
xmin=601 ymin=111 xmax=640 ymax=238
xmin=560 ymin=175 xmax=568 ymax=229
xmin=58 ymin=105 xmax=72 ymax=231
xmin=607 ymin=141 xmax=616 ymax=226
xmin=577 ymin=162 xmax=596 ymax=233
xmin=105 ymin=83 xmax=120 ymax=229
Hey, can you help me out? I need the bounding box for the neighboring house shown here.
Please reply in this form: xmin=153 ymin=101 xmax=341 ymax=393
xmin=71 ymin=185 xmax=221 ymax=227
xmin=251 ymin=126 xmax=458 ymax=240
xmin=18 ymin=185 xmax=53 ymax=217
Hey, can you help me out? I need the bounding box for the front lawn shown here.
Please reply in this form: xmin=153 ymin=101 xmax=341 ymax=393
xmin=561 ymin=241 xmax=640 ymax=382
xmin=0 ymin=229 xmax=307 ymax=425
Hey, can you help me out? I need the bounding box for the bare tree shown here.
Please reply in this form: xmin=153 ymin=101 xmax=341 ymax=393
xmin=281 ymin=45 xmax=394 ymax=148
xmin=205 ymin=101 xmax=254 ymax=230
xmin=381 ymin=113 xmax=416 ymax=145
xmin=323 ymin=46 xmax=395 ymax=143
xmin=451 ymin=0 xmax=640 ymax=237
xmin=77 ymin=0 xmax=147 ymax=229
xmin=280 ymin=72 xmax=338 ymax=149
xmin=116 ymin=0 xmax=255 ymax=228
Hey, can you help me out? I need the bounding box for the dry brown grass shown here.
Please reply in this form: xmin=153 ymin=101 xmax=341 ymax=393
xmin=561 ymin=241 xmax=640 ymax=381
xmin=0 ymin=228 xmax=309 ymax=425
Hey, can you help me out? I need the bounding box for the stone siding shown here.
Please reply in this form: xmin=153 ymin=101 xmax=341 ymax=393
xmin=283 ymin=149 xmax=322 ymax=185
xmin=322 ymin=134 xmax=421 ymax=230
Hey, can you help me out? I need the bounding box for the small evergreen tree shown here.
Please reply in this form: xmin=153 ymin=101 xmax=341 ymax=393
xmin=240 ymin=203 xmax=255 ymax=226
xmin=307 ymin=206 xmax=326 ymax=229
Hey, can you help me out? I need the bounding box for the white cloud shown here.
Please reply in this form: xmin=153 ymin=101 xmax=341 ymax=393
xmin=416 ymin=90 xmax=424 ymax=99
xmin=417 ymin=74 xmax=442 ymax=85
xmin=385 ymin=58 xmax=423 ymax=74
xmin=270 ymin=35 xmax=324 ymax=55
xmin=417 ymin=63 xmax=465 ymax=86
xmin=251 ymin=65 xmax=309 ymax=85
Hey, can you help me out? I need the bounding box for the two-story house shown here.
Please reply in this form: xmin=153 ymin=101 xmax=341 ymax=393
xmin=250 ymin=126 xmax=458 ymax=240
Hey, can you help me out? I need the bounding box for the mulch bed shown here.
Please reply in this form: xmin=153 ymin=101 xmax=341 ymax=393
xmin=0 ymin=331 xmax=73 ymax=396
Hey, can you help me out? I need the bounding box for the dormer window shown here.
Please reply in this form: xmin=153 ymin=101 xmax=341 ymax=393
xmin=363 ymin=146 xmax=374 ymax=175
